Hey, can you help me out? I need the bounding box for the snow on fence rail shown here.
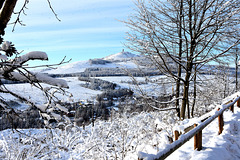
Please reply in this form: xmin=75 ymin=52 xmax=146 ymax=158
xmin=138 ymin=96 xmax=240 ymax=160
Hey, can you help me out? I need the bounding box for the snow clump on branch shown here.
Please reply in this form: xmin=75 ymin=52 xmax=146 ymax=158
xmin=0 ymin=40 xmax=71 ymax=127
xmin=1 ymin=41 xmax=10 ymax=50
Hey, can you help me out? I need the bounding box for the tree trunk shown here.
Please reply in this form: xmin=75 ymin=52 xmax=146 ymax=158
xmin=0 ymin=0 xmax=17 ymax=35
xmin=176 ymin=71 xmax=181 ymax=118
xmin=180 ymin=66 xmax=192 ymax=119
xmin=235 ymin=48 xmax=238 ymax=92
xmin=175 ymin=0 xmax=183 ymax=119
xmin=181 ymin=0 xmax=196 ymax=120
xmin=181 ymin=81 xmax=188 ymax=120
xmin=181 ymin=0 xmax=194 ymax=120
xmin=192 ymin=67 xmax=197 ymax=117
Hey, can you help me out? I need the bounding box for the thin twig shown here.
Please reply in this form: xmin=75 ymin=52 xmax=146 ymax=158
xmin=46 ymin=0 xmax=61 ymax=22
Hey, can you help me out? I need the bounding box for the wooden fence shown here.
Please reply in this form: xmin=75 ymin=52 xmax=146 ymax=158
xmin=138 ymin=96 xmax=240 ymax=160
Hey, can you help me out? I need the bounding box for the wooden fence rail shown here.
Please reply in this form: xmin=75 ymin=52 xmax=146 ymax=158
xmin=138 ymin=96 xmax=240 ymax=160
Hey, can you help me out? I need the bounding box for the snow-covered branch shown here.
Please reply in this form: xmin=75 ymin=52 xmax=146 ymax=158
xmin=0 ymin=42 xmax=71 ymax=125
xmin=17 ymin=51 xmax=48 ymax=64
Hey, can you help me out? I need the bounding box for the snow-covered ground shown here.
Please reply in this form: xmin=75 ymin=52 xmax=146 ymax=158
xmin=0 ymin=75 xmax=174 ymax=111
xmin=0 ymin=94 xmax=240 ymax=159
xmin=0 ymin=77 xmax=102 ymax=110
xmin=63 ymin=77 xmax=102 ymax=101
xmin=98 ymin=75 xmax=174 ymax=96
xmin=0 ymin=75 xmax=170 ymax=114
xmin=166 ymin=106 xmax=240 ymax=160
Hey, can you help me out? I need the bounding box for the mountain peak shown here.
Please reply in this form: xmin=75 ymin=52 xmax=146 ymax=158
xmin=42 ymin=50 xmax=140 ymax=74
xmin=103 ymin=50 xmax=139 ymax=60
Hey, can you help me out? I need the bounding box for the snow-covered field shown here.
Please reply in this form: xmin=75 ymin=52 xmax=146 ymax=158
xmin=98 ymin=76 xmax=174 ymax=96
xmin=0 ymin=75 xmax=174 ymax=111
xmin=1 ymin=74 xmax=230 ymax=107
xmin=0 ymin=77 xmax=102 ymax=109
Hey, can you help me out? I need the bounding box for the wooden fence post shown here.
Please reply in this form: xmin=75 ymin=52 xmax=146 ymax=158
xmin=218 ymin=108 xmax=224 ymax=135
xmin=174 ymin=130 xmax=180 ymax=141
xmin=229 ymin=104 xmax=234 ymax=113
xmin=237 ymin=97 xmax=240 ymax=107
xmin=194 ymin=124 xmax=202 ymax=151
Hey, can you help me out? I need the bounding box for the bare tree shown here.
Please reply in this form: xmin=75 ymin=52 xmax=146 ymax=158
xmin=234 ymin=48 xmax=240 ymax=91
xmin=124 ymin=0 xmax=240 ymax=119
xmin=0 ymin=0 xmax=71 ymax=126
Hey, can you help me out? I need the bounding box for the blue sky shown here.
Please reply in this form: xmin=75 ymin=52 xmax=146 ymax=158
xmin=4 ymin=0 xmax=135 ymax=66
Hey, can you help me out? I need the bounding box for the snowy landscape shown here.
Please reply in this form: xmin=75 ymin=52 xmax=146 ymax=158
xmin=0 ymin=51 xmax=239 ymax=159
xmin=1 ymin=0 xmax=240 ymax=159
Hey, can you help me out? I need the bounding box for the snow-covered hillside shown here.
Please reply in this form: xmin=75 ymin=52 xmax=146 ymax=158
xmin=43 ymin=51 xmax=141 ymax=75
xmin=0 ymin=77 xmax=101 ymax=108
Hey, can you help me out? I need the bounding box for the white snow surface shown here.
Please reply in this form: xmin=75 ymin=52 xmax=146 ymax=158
xmin=98 ymin=76 xmax=174 ymax=96
xmin=19 ymin=51 xmax=48 ymax=63
xmin=0 ymin=77 xmax=101 ymax=108
xmin=165 ymin=108 xmax=240 ymax=160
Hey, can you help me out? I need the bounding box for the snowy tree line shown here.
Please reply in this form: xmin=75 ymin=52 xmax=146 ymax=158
xmin=0 ymin=106 xmax=44 ymax=130
xmin=78 ymin=67 xmax=160 ymax=77
xmin=88 ymin=58 xmax=112 ymax=65
xmin=78 ymin=77 xmax=118 ymax=91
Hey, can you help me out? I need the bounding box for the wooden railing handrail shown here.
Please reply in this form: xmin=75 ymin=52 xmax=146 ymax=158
xmin=138 ymin=96 xmax=240 ymax=160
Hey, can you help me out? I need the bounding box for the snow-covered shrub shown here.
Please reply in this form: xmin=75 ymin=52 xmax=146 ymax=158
xmin=192 ymin=73 xmax=235 ymax=117
xmin=0 ymin=111 xmax=179 ymax=159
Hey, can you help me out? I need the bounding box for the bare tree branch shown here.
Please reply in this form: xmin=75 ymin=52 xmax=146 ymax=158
xmin=10 ymin=0 xmax=29 ymax=32
xmin=46 ymin=0 xmax=61 ymax=22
